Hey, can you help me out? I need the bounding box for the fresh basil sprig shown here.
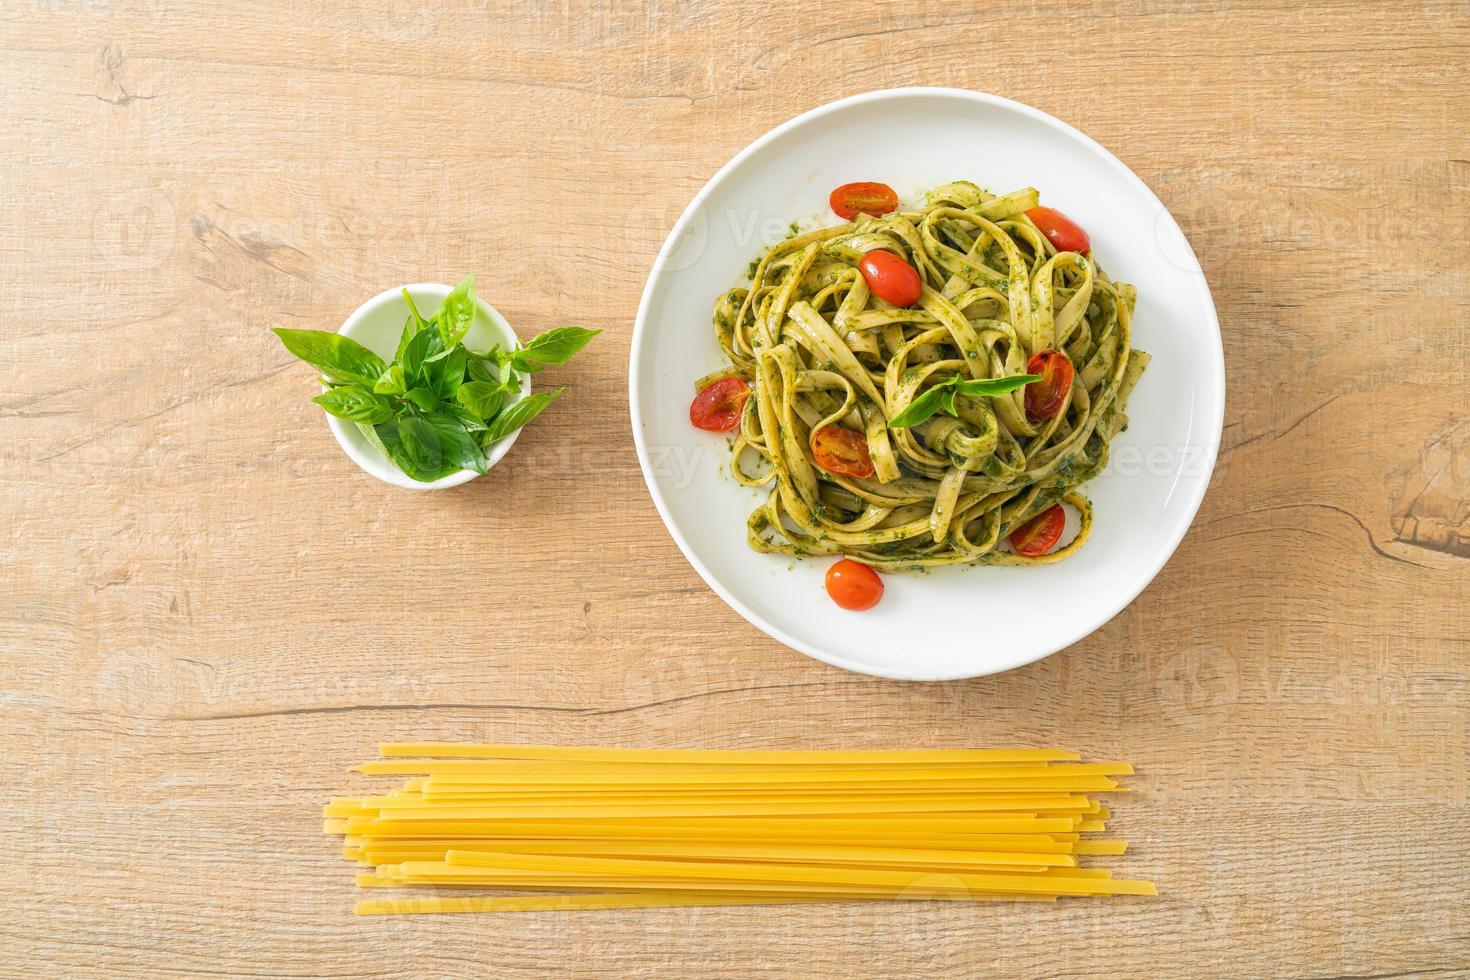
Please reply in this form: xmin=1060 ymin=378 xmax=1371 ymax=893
xmin=273 ymin=328 xmax=386 ymax=386
xmin=888 ymin=373 xmax=1040 ymax=428
xmin=273 ymin=275 xmax=597 ymax=483
xmin=481 ymin=325 xmax=602 ymax=375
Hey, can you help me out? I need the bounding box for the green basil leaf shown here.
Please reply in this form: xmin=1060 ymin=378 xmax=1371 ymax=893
xmin=401 ymin=325 xmax=444 ymax=383
xmin=404 ymin=386 xmax=439 ymax=412
xmin=394 ymin=415 xmax=444 ymax=474
xmin=312 ymin=385 xmax=398 ymax=424
xmin=402 ymin=288 xmax=428 ymax=330
xmin=360 ymin=417 xmax=391 ymax=456
xmin=370 ymin=423 xmax=417 ymax=481
xmin=371 ymin=420 xmax=411 ymax=474
xmin=887 ymin=381 xmax=955 ymax=428
xmin=465 ymin=342 xmax=512 ymax=364
xmin=394 ymin=314 xmax=418 ymax=365
xmin=509 ymin=326 xmax=600 ymax=372
xmin=953 ymin=373 xmax=1042 ymax=397
xmin=426 ymin=411 xmax=487 ymax=475
xmin=456 ymin=380 xmax=505 ymax=421
xmin=482 ymin=388 xmax=561 ymax=445
xmin=440 ymin=402 xmax=488 ymax=432
xmin=430 ymin=345 xmax=467 ymax=402
xmin=466 ymin=356 xmax=498 ymax=384
xmin=272 ymin=328 xmax=386 ymax=386
xmin=373 ymin=363 xmax=407 ymax=395
xmin=436 ymin=275 xmax=476 ymax=349
xmin=373 ymin=419 xmax=454 ymax=483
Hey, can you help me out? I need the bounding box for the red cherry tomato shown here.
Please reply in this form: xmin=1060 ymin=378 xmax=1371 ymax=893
xmin=1025 ymin=206 xmax=1090 ymax=254
xmin=1009 ymin=504 xmax=1066 ymax=557
xmin=830 ymin=182 xmax=899 ymax=221
xmin=859 ymin=250 xmax=923 ymax=308
xmin=689 ymin=377 xmax=750 ymax=432
xmin=825 ymin=559 xmax=883 ymax=610
xmin=810 ymin=425 xmax=875 ymax=478
xmin=1024 ymin=349 xmax=1074 ymax=422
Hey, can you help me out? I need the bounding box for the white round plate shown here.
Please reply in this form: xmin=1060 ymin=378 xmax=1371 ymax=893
xmin=630 ymin=88 xmax=1224 ymax=681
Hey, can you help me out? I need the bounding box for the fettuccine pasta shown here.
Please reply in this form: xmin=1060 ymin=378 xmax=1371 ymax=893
xmin=328 ymin=742 xmax=1155 ymax=913
xmin=700 ymin=182 xmax=1148 ymax=572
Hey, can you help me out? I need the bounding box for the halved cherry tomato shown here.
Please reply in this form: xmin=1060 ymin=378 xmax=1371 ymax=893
xmin=811 ymin=425 xmax=875 ymax=478
xmin=689 ymin=376 xmax=750 ymax=432
xmin=1009 ymin=504 xmax=1066 ymax=557
xmin=825 ymin=559 xmax=883 ymax=610
xmin=1025 ymin=206 xmax=1091 ymax=254
xmin=859 ymin=250 xmax=923 ymax=308
xmin=1024 ymin=349 xmax=1074 ymax=422
xmin=830 ymin=182 xmax=899 ymax=221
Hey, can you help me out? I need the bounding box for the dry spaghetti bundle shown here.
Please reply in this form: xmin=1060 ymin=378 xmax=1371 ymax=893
xmin=324 ymin=743 xmax=1154 ymax=915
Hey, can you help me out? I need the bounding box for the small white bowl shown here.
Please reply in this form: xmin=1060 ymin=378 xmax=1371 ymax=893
xmin=326 ymin=282 xmax=529 ymax=490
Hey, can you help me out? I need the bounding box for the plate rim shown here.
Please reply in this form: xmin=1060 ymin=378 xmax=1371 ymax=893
xmin=628 ymin=86 xmax=1226 ymax=681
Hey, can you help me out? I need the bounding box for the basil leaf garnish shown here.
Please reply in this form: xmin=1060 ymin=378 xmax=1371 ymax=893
xmin=456 ymin=380 xmax=506 ymax=421
xmin=312 ymin=385 xmax=397 ymax=424
xmin=272 ymin=328 xmax=385 ymax=386
xmin=953 ymin=374 xmax=1040 ymax=397
xmin=436 ymin=275 xmax=477 ymax=350
xmin=888 ymin=373 xmax=1041 ymax=428
xmin=482 ymin=389 xmax=561 ymax=445
xmin=510 ymin=327 xmax=601 ymax=373
xmin=888 ymin=383 xmax=954 ymax=428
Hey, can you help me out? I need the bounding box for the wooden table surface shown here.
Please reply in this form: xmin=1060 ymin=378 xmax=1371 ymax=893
xmin=3 ymin=1 xmax=1467 ymax=976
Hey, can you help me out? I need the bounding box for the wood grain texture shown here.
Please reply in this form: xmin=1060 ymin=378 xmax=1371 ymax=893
xmin=1 ymin=0 xmax=1466 ymax=976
